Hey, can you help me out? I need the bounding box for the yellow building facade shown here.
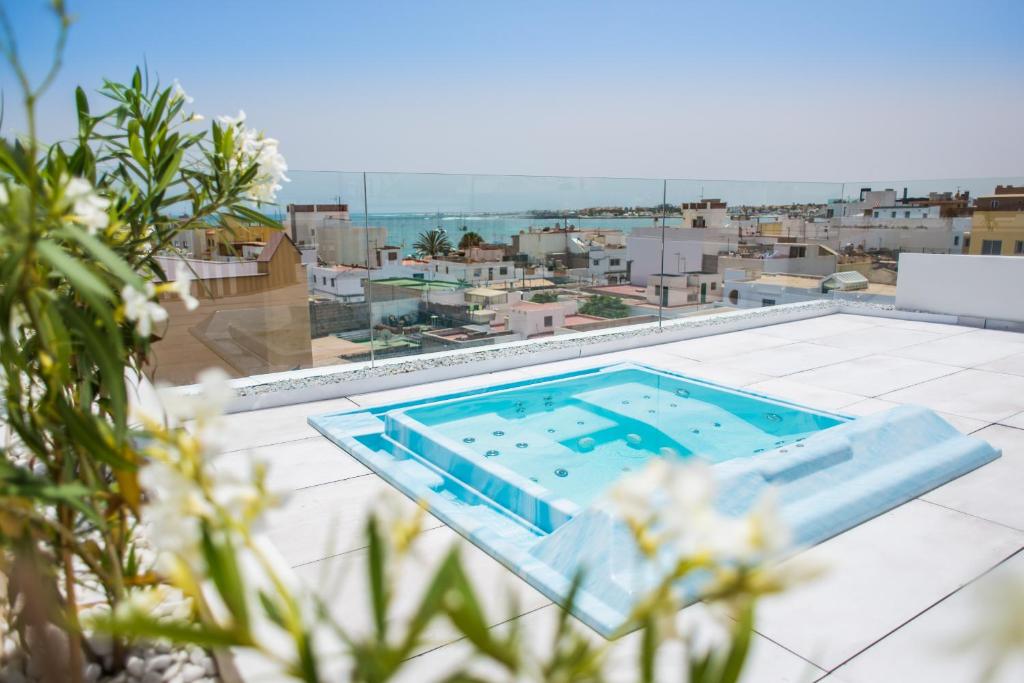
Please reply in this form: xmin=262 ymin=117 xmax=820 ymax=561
xmin=969 ymin=206 xmax=1024 ymax=256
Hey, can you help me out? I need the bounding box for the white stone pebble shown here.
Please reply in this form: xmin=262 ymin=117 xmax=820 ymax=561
xmin=179 ymin=663 xmax=206 ymax=683
xmin=126 ymin=656 xmax=146 ymax=677
xmin=145 ymin=654 xmax=174 ymax=673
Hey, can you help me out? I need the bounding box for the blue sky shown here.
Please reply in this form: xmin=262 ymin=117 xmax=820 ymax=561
xmin=3 ymin=0 xmax=1023 ymax=190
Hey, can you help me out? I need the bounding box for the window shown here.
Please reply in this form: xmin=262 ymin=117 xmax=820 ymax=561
xmin=728 ymin=290 xmax=739 ymax=305
xmin=592 ymin=259 xmax=600 ymax=267
xmin=388 ymin=252 xmax=397 ymax=261
xmin=687 ymin=293 xmax=697 ymax=303
xmin=330 ymin=278 xmax=335 ymax=287
xmin=761 ymin=298 xmax=776 ymax=307
xmin=654 ymin=285 xmax=661 ymax=295
xmin=953 ymin=235 xmax=960 ymax=246
xmin=610 ymin=258 xmax=621 ymax=266
xmin=992 ymin=200 xmax=1000 ymax=209
xmin=1015 ymin=241 xmax=1024 ymax=255
xmin=499 ymin=267 xmax=508 ymax=275
xmin=710 ymin=282 xmax=717 ymax=290
xmin=473 ymin=269 xmax=482 ymax=277
xmin=891 ymin=211 xmax=897 ymax=218
xmin=981 ymin=240 xmax=1003 ymax=255
xmin=543 ymin=315 xmax=553 ymax=327
xmin=905 ymin=211 xmax=911 ymax=218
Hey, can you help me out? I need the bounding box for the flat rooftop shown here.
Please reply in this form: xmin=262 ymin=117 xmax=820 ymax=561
xmin=369 ymin=277 xmax=462 ymax=290
xmin=749 ymin=273 xmax=898 ymax=296
xmin=222 ymin=311 xmax=1024 ymax=682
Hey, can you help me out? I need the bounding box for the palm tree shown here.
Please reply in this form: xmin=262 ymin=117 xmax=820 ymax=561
xmin=413 ymin=228 xmax=452 ymax=257
xmin=458 ymin=231 xmax=484 ymax=250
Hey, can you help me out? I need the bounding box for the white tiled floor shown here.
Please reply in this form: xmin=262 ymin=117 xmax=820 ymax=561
xmin=223 ymin=312 xmax=1024 ymax=682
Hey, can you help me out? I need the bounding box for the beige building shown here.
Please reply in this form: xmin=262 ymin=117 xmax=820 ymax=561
xmin=968 ymin=186 xmax=1024 ymax=256
xmin=149 ymin=233 xmax=312 ymax=385
xmin=317 ymin=224 xmax=390 ymax=266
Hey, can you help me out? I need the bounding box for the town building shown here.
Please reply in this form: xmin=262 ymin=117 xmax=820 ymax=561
xmin=645 ymin=273 xmax=722 ymax=307
xmin=967 ymin=186 xmax=1024 ymax=256
xmin=680 ymin=199 xmax=728 ymax=229
xmin=287 ymin=203 xmax=350 ymax=247
xmin=722 ymin=269 xmax=896 ymax=309
xmin=316 ymin=223 xmax=390 ymax=267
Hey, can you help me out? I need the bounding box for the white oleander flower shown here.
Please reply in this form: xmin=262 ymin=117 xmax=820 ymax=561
xmin=217 ymin=110 xmax=289 ymax=202
xmin=607 ymin=458 xmax=670 ymax=526
xmin=724 ymin=489 xmax=790 ymax=562
xmin=218 ymin=109 xmax=246 ymax=127
xmin=171 ymin=264 xmax=200 ymax=311
xmin=64 ymin=177 xmax=111 ymax=234
xmin=171 ymin=78 xmax=193 ymax=104
xmin=154 ymin=367 xmax=235 ymax=451
xmin=139 ymin=459 xmax=211 ymax=572
xmin=121 ymin=283 xmax=168 ymax=337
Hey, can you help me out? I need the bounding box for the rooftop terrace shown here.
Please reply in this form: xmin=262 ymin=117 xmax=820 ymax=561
xmin=217 ymin=306 xmax=1024 ymax=682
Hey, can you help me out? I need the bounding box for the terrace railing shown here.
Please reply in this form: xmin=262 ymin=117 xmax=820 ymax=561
xmin=148 ymin=172 xmax=1024 ymax=386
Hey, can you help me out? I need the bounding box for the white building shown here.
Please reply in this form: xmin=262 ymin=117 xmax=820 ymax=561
xmin=427 ymin=259 xmax=519 ymax=285
xmin=513 ymin=227 xmax=627 ymax=264
xmin=680 ymin=199 xmax=728 ymax=229
xmin=504 ymin=301 xmax=565 ymax=337
xmin=287 ymin=203 xmax=351 ymax=247
xmin=645 ymin=272 xmax=722 ymax=307
xmin=871 ymin=205 xmax=941 ymax=220
xmin=308 ymin=258 xmax=428 ymax=302
xmin=826 ymin=188 xmax=898 ymax=218
xmin=722 ymin=269 xmax=895 ymax=309
xmin=626 ymin=228 xmax=708 ymax=286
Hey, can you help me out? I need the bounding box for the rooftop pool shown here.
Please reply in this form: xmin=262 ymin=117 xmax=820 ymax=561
xmin=309 ymin=362 xmax=999 ymax=636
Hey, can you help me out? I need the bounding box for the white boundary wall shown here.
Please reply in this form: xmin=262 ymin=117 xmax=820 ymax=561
xmin=896 ymin=253 xmax=1024 ymax=323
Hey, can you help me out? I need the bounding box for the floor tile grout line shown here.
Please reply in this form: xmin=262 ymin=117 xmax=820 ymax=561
xmin=287 ymin=520 xmax=449 ymax=569
xmin=863 ymin=365 xmax=967 ymax=401
xmin=818 ymin=545 xmax=1024 ymax=677
xmin=218 ymin=433 xmax=326 ymax=455
xmin=292 ymin=470 xmax=374 ymax=492
xmin=916 ymin=497 xmax=1024 ymax=535
xmin=749 ymin=627 xmax=830 ymax=677
xmin=400 ymin=602 xmax=554 ymax=663
xmin=994 ymin=418 xmax=1024 ymax=432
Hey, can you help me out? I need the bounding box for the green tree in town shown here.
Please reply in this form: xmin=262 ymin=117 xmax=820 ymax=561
xmin=530 ymin=290 xmax=559 ymax=303
xmin=413 ymin=228 xmax=452 ymax=257
xmin=579 ymin=294 xmax=629 ymax=318
xmin=458 ymin=230 xmax=484 ymax=250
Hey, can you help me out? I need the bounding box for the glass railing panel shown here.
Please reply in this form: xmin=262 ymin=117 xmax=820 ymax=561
xmin=149 ymin=171 xmax=370 ymax=384
xmin=659 ymin=179 xmax=846 ymax=316
xmin=147 ymin=173 xmax=1024 ymax=384
xmin=361 ymin=172 xmax=667 ymax=361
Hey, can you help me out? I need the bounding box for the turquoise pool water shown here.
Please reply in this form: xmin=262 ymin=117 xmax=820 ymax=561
xmin=401 ymin=366 xmax=843 ymax=509
xmin=309 ymin=361 xmax=999 ymax=637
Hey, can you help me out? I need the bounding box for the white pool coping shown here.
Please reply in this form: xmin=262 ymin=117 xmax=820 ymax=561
xmin=212 ymin=300 xmax=970 ymax=414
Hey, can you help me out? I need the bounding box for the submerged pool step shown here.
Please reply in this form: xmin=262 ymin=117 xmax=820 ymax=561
xmin=383 ymin=409 xmax=580 ymax=534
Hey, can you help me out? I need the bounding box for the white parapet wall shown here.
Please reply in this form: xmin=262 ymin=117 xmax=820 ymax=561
xmin=896 ymin=253 xmax=1024 ymax=323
